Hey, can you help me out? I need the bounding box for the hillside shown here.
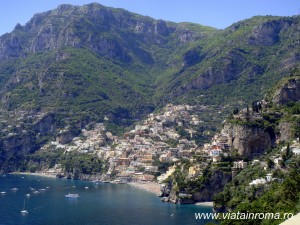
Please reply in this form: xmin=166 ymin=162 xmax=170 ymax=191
xmin=159 ymin=75 xmax=299 ymax=224
xmin=0 ymin=3 xmax=300 ymax=171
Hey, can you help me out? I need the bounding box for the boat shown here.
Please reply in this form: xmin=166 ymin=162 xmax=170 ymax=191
xmin=25 ymin=194 xmax=31 ymax=197
xmin=84 ymin=187 xmax=89 ymax=189
xmin=65 ymin=193 xmax=80 ymax=199
xmin=32 ymin=191 xmax=40 ymax=194
xmin=21 ymin=199 xmax=28 ymax=215
xmin=1 ymin=191 xmax=6 ymax=195
xmin=111 ymin=179 xmax=127 ymax=184
xmin=11 ymin=188 xmax=18 ymax=191
xmin=39 ymin=189 xmax=46 ymax=192
xmin=21 ymin=209 xmax=28 ymax=215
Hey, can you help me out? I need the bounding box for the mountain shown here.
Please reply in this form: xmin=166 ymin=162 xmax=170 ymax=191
xmin=0 ymin=3 xmax=214 ymax=122
xmin=0 ymin=3 xmax=299 ymax=170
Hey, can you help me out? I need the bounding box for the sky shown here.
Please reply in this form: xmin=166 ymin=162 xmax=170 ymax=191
xmin=0 ymin=0 xmax=299 ymax=35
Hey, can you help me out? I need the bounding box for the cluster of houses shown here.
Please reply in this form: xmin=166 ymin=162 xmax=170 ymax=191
xmin=43 ymin=104 xmax=206 ymax=182
xmin=201 ymin=133 xmax=231 ymax=162
xmin=41 ymin=102 xmax=300 ymax=187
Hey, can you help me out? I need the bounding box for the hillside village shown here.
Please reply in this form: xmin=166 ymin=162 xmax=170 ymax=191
xmin=39 ymin=104 xmax=228 ymax=181
xmin=39 ymin=101 xmax=300 ymax=190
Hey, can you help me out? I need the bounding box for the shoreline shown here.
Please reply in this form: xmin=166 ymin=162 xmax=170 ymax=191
xmin=194 ymin=202 xmax=214 ymax=207
xmin=11 ymin=172 xmax=57 ymax=179
xmin=128 ymin=181 xmax=161 ymax=196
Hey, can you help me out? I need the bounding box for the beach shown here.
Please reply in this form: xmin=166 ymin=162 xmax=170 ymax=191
xmin=195 ymin=202 xmax=214 ymax=207
xmin=11 ymin=172 xmax=57 ymax=179
xmin=128 ymin=181 xmax=162 ymax=196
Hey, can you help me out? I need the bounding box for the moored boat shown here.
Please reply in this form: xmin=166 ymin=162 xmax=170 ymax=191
xmin=65 ymin=193 xmax=80 ymax=198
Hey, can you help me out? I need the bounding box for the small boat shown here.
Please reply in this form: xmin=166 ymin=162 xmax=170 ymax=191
xmin=21 ymin=199 xmax=28 ymax=215
xmin=29 ymin=187 xmax=35 ymax=191
xmin=21 ymin=210 xmax=28 ymax=215
xmin=39 ymin=189 xmax=46 ymax=192
xmin=1 ymin=191 xmax=6 ymax=195
xmin=84 ymin=187 xmax=89 ymax=189
xmin=65 ymin=193 xmax=80 ymax=198
xmin=25 ymin=194 xmax=31 ymax=197
xmin=111 ymin=179 xmax=127 ymax=184
xmin=11 ymin=188 xmax=18 ymax=191
xmin=32 ymin=191 xmax=40 ymax=194
xmin=92 ymin=180 xmax=100 ymax=183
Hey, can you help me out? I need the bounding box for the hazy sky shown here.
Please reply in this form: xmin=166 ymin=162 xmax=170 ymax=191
xmin=1 ymin=0 xmax=299 ymax=35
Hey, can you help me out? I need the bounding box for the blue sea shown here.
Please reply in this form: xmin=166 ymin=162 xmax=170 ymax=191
xmin=0 ymin=174 xmax=214 ymax=225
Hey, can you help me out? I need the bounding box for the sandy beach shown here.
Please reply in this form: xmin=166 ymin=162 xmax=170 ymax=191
xmin=195 ymin=202 xmax=214 ymax=207
xmin=128 ymin=181 xmax=162 ymax=196
xmin=11 ymin=172 xmax=57 ymax=179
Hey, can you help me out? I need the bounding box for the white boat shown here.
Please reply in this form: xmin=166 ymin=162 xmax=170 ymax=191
xmin=1 ymin=191 xmax=6 ymax=195
xmin=32 ymin=191 xmax=40 ymax=194
xmin=21 ymin=199 xmax=28 ymax=215
xmin=65 ymin=193 xmax=80 ymax=198
xmin=111 ymin=179 xmax=127 ymax=184
xmin=21 ymin=209 xmax=28 ymax=215
xmin=25 ymin=194 xmax=31 ymax=197
xmin=84 ymin=187 xmax=89 ymax=189
xmin=11 ymin=188 xmax=18 ymax=191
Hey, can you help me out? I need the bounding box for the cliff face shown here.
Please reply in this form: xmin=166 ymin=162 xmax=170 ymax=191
xmin=0 ymin=3 xmax=206 ymax=62
xmin=272 ymin=78 xmax=300 ymax=105
xmin=222 ymin=124 xmax=272 ymax=159
xmin=192 ymin=171 xmax=231 ymax=202
xmin=161 ymin=170 xmax=231 ymax=204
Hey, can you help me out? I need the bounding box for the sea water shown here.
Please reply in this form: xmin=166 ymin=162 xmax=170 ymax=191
xmin=0 ymin=174 xmax=213 ymax=225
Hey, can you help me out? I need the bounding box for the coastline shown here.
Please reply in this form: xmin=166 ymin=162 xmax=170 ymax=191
xmin=195 ymin=202 xmax=214 ymax=207
xmin=128 ymin=181 xmax=161 ymax=196
xmin=11 ymin=172 xmax=57 ymax=179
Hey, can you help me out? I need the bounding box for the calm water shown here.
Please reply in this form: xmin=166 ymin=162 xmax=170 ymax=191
xmin=0 ymin=175 xmax=213 ymax=225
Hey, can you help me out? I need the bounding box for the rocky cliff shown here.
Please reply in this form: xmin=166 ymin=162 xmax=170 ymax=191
xmin=272 ymin=77 xmax=300 ymax=105
xmin=161 ymin=170 xmax=231 ymax=204
xmin=222 ymin=123 xmax=273 ymax=159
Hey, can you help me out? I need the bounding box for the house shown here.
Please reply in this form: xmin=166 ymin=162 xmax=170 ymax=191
xmin=209 ymin=148 xmax=223 ymax=157
xmin=233 ymin=160 xmax=247 ymax=169
xmin=266 ymin=173 xmax=272 ymax=182
xmin=188 ymin=166 xmax=200 ymax=177
xmin=145 ymin=166 xmax=158 ymax=173
xmin=292 ymin=147 xmax=300 ymax=155
xmin=273 ymin=157 xmax=283 ymax=167
xmin=249 ymin=178 xmax=267 ymax=186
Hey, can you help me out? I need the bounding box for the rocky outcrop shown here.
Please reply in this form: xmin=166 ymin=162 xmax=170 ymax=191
xmin=278 ymin=121 xmax=294 ymax=142
xmin=248 ymin=20 xmax=289 ymax=46
xmin=162 ymin=170 xmax=231 ymax=204
xmin=222 ymin=124 xmax=272 ymax=158
xmin=272 ymin=78 xmax=300 ymax=105
xmin=192 ymin=171 xmax=231 ymax=202
xmin=0 ymin=3 xmax=202 ymax=62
